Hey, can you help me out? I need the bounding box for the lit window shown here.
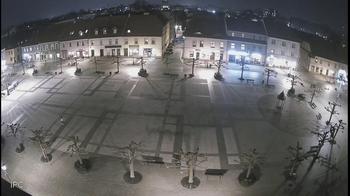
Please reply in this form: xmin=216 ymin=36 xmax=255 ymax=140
xmin=241 ymin=44 xmax=245 ymax=50
xmin=95 ymin=29 xmax=98 ymax=35
xmin=192 ymin=41 xmax=197 ymax=47
xmin=232 ymin=32 xmax=235 ymax=37
xmin=127 ymin=29 xmax=131 ymax=33
xmin=242 ymin=33 xmax=244 ymax=38
xmin=134 ymin=38 xmax=138 ymax=44
xmin=231 ymin=43 xmax=235 ymax=49
xmin=113 ymin=27 xmax=117 ymax=34
xmin=282 ymin=41 xmax=286 ymax=47
xmin=144 ymin=39 xmax=149 ymax=45
xmin=79 ymin=30 xmax=83 ymax=36
xmin=103 ymin=28 xmax=107 ymax=35
xmin=151 ymin=39 xmax=155 ymax=44
xmin=124 ymin=39 xmax=128 ymax=44
xmin=189 ymin=51 xmax=194 ymax=58
xmin=210 ymin=42 xmax=215 ymax=48
xmin=220 ymin=42 xmax=224 ymax=48
xmin=30 ymin=47 xmax=32 ymax=51
xmin=200 ymin=41 xmax=204 ymax=47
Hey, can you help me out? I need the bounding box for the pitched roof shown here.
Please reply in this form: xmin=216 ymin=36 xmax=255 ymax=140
xmin=226 ymin=18 xmax=266 ymax=35
xmin=183 ymin=12 xmax=227 ymax=39
xmin=263 ymin=18 xmax=302 ymax=43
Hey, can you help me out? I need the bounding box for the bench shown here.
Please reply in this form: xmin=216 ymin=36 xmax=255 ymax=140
xmin=142 ymin=155 xmax=165 ymax=166
xmin=246 ymin=79 xmax=254 ymax=84
xmin=205 ymin=169 xmax=228 ymax=180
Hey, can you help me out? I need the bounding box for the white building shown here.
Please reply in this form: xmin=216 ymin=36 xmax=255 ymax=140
xmin=266 ymin=37 xmax=300 ymax=69
xmin=309 ymin=56 xmax=348 ymax=82
xmin=21 ymin=41 xmax=60 ymax=62
xmin=60 ymin=39 xmax=89 ymax=59
xmin=183 ymin=37 xmax=227 ymax=62
xmin=4 ymin=47 xmax=21 ymax=65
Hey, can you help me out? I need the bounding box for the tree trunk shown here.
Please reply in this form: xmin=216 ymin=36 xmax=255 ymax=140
xmin=130 ymin=159 xmax=135 ymax=178
xmin=246 ymin=164 xmax=252 ymax=179
xmin=40 ymin=144 xmax=48 ymax=160
xmin=188 ymin=161 xmax=194 ymax=184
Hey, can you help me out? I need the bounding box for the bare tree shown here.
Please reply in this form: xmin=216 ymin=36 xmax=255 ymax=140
xmin=29 ymin=127 xmax=52 ymax=162
xmin=238 ymin=148 xmax=265 ymax=186
xmin=174 ymin=147 xmax=207 ymax=189
xmin=116 ymin=141 xmax=143 ymax=183
xmin=66 ymin=136 xmax=90 ymax=172
xmin=6 ymin=123 xmax=26 ymax=153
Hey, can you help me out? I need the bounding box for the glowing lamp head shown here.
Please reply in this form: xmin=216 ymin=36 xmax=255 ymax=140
xmin=1 ymin=164 xmax=7 ymax=171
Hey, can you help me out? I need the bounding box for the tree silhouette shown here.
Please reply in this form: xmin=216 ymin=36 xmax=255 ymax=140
xmin=29 ymin=127 xmax=52 ymax=162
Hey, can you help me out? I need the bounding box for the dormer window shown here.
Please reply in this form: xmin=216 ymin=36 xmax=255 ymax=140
xmin=127 ymin=29 xmax=131 ymax=33
xmin=85 ymin=29 xmax=88 ymax=33
xmin=95 ymin=29 xmax=98 ymax=35
xmin=70 ymin=31 xmax=74 ymax=35
xmin=113 ymin=27 xmax=117 ymax=34
xmin=79 ymin=30 xmax=83 ymax=36
xmin=103 ymin=28 xmax=107 ymax=35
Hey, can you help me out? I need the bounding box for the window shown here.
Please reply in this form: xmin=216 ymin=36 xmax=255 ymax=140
xmin=91 ymin=40 xmax=94 ymax=46
xmin=144 ymin=39 xmax=149 ymax=45
xmin=124 ymin=39 xmax=128 ymax=44
xmin=69 ymin=42 xmax=72 ymax=47
xmin=270 ymin=49 xmax=274 ymax=54
xmin=220 ymin=42 xmax=224 ymax=48
xmin=210 ymin=42 xmax=215 ymax=48
xmin=241 ymin=44 xmax=245 ymax=50
xmin=109 ymin=39 xmax=112 ymax=45
xmin=189 ymin=51 xmax=194 ymax=58
xmin=199 ymin=40 xmax=204 ymax=47
xmin=51 ymin=44 xmax=54 ymax=50
xmin=82 ymin=41 xmax=84 ymax=46
xmin=242 ymin=33 xmax=245 ymax=38
xmin=271 ymin=39 xmax=276 ymax=44
xmin=79 ymin=30 xmax=83 ymax=36
xmin=100 ymin=40 xmax=103 ymax=45
xmin=320 ymin=60 xmax=323 ymax=64
xmin=77 ymin=42 xmax=79 ymax=46
xmin=134 ymin=38 xmax=138 ymax=44
xmin=95 ymin=29 xmax=98 ymax=35
xmin=55 ymin=44 xmax=58 ymax=49
xmin=115 ymin=39 xmax=118 ymax=45
xmin=281 ymin=50 xmax=285 ymax=56
xmin=292 ymin=43 xmax=295 ymax=48
xmin=232 ymin=32 xmax=235 ymax=37
xmin=291 ymin=52 xmax=294 ymax=57
xmin=113 ymin=27 xmax=117 ymax=34
xmin=192 ymin=41 xmax=197 ymax=47
xmin=328 ymin=63 xmax=330 ymax=67
xmin=30 ymin=47 xmax=32 ymax=51
xmin=231 ymin=43 xmax=235 ymax=49
xmin=103 ymin=28 xmax=107 ymax=35
xmin=151 ymin=39 xmax=155 ymax=44
xmin=282 ymin=41 xmax=286 ymax=47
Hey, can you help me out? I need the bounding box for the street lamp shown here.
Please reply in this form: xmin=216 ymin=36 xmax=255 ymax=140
xmin=239 ymin=56 xmax=245 ymax=81
xmin=1 ymin=164 xmax=7 ymax=171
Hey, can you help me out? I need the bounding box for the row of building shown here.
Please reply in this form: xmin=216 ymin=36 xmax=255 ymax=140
xmin=1 ymin=11 xmax=348 ymax=83
xmin=1 ymin=12 xmax=173 ymax=67
xmin=181 ymin=12 xmax=347 ymax=82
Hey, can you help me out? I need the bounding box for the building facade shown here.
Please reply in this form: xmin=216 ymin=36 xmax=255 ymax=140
xmin=22 ymin=41 xmax=60 ymax=62
xmin=309 ymin=56 xmax=348 ymax=80
xmin=183 ymin=37 xmax=227 ymax=62
xmin=4 ymin=47 xmax=22 ymax=65
xmin=266 ymin=37 xmax=300 ymax=69
xmin=60 ymin=39 xmax=89 ymax=59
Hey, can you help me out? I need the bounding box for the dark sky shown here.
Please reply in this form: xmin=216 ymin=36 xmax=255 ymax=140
xmin=1 ymin=0 xmax=348 ymax=32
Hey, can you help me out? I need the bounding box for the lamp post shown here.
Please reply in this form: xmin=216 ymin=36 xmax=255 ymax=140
xmin=60 ymin=58 xmax=63 ymax=74
xmin=239 ymin=56 xmax=245 ymax=81
xmin=116 ymin=55 xmax=120 ymax=73
xmin=1 ymin=164 xmax=11 ymax=181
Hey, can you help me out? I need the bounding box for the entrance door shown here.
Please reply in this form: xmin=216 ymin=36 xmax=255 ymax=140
xmin=117 ymin=49 xmax=121 ymax=56
xmin=112 ymin=49 xmax=115 ymax=56
xmin=124 ymin=48 xmax=128 ymax=56
xmin=100 ymin=49 xmax=104 ymax=57
xmin=228 ymin=55 xmax=235 ymax=62
xmin=195 ymin=52 xmax=200 ymax=60
xmin=91 ymin=50 xmax=95 ymax=57
xmin=210 ymin=52 xmax=215 ymax=61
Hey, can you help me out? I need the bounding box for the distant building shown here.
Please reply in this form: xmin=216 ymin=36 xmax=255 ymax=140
xmin=309 ymin=56 xmax=347 ymax=81
xmin=21 ymin=41 xmax=60 ymax=63
xmin=4 ymin=47 xmax=22 ymax=65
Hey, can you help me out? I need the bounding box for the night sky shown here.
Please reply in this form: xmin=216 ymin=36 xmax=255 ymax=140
xmin=1 ymin=0 xmax=348 ymax=32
